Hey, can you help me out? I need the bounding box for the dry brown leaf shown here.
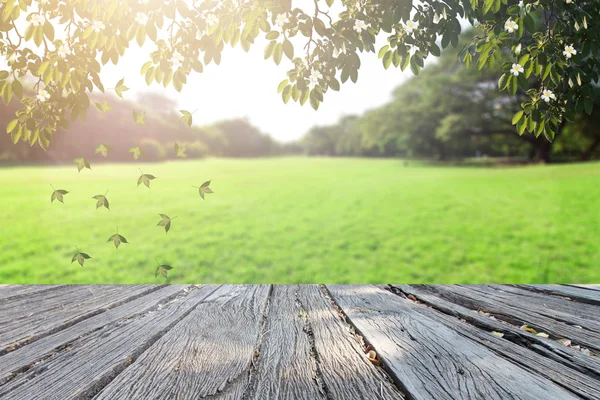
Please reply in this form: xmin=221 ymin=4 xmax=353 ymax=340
xmin=557 ymin=338 xmax=572 ymax=346
xmin=536 ymin=332 xmax=549 ymax=338
xmin=407 ymin=294 xmax=417 ymax=302
xmin=367 ymin=350 xmax=381 ymax=365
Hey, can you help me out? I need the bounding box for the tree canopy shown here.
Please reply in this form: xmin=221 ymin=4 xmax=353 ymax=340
xmin=1 ymin=0 xmax=597 ymax=150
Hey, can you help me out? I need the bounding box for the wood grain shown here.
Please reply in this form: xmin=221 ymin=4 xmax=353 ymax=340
xmin=518 ymin=284 xmax=600 ymax=306
xmin=0 ymin=285 xmax=159 ymax=353
xmin=0 ymin=285 xmax=66 ymax=301
xmin=390 ymin=285 xmax=600 ymax=399
xmin=391 ymin=284 xmax=600 ymax=378
xmin=94 ymin=285 xmax=270 ymax=400
xmin=246 ymin=285 xmax=405 ymax=399
xmin=0 ymin=285 xmax=189 ymax=384
xmin=421 ymin=285 xmax=600 ymax=352
xmin=326 ymin=285 xmax=578 ymax=400
xmin=0 ymin=285 xmax=219 ymax=400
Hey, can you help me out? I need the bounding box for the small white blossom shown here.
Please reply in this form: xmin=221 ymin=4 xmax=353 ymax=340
xmin=57 ymin=43 xmax=70 ymax=58
xmin=510 ymin=63 xmax=524 ymax=76
xmin=505 ymin=19 xmax=518 ymax=33
xmin=170 ymin=51 xmax=184 ymax=69
xmin=36 ymin=89 xmax=50 ymax=102
xmin=30 ymin=13 xmax=43 ymax=27
xmin=354 ymin=19 xmax=368 ymax=33
xmin=135 ymin=12 xmax=148 ymax=26
xmin=309 ymin=69 xmax=323 ymax=87
xmin=206 ymin=13 xmax=219 ymax=26
xmin=404 ymin=20 xmax=419 ymax=33
xmin=275 ymin=13 xmax=289 ymax=27
xmin=563 ymin=45 xmax=577 ymax=59
xmin=433 ymin=14 xmax=440 ymax=24
xmin=91 ymin=20 xmax=105 ymax=33
xmin=193 ymin=0 xmax=202 ymax=8
xmin=541 ymin=89 xmax=556 ymax=102
xmin=565 ymin=0 xmax=572 ymax=3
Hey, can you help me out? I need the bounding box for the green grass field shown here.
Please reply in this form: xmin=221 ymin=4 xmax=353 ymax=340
xmin=1 ymin=157 xmax=598 ymax=284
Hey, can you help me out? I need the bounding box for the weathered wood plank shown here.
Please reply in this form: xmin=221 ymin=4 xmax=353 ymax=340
xmin=0 ymin=285 xmax=160 ymax=353
xmin=423 ymin=285 xmax=600 ymax=352
xmin=245 ymin=285 xmax=405 ymax=399
xmin=0 ymin=285 xmax=219 ymax=400
xmin=94 ymin=285 xmax=270 ymax=400
xmin=390 ymin=285 xmax=600 ymax=399
xmin=518 ymin=285 xmax=600 ymax=306
xmin=391 ymin=285 xmax=600 ymax=378
xmin=566 ymin=285 xmax=600 ymax=292
xmin=0 ymin=285 xmax=189 ymax=384
xmin=0 ymin=285 xmax=66 ymax=301
xmin=326 ymin=285 xmax=578 ymax=400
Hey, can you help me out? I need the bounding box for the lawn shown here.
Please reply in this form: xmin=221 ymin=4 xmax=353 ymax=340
xmin=0 ymin=157 xmax=598 ymax=284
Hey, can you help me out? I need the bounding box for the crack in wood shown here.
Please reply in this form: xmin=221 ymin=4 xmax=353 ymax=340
xmin=319 ymin=285 xmax=413 ymax=400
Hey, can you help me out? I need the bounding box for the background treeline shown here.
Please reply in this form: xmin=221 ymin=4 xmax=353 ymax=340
xmin=300 ymin=33 xmax=600 ymax=164
xmin=0 ymin=92 xmax=296 ymax=163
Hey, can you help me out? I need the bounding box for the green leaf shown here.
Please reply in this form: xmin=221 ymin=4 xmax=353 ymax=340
xmin=115 ymin=77 xmax=129 ymax=98
xmin=512 ymin=111 xmax=524 ymax=125
xmin=95 ymin=144 xmax=112 ymax=157
xmin=378 ymin=45 xmax=389 ymax=59
xmin=51 ymin=188 xmax=69 ymax=203
xmin=73 ymin=157 xmax=91 ymax=172
xmin=155 ymin=263 xmax=173 ymax=279
xmin=94 ymin=99 xmax=112 ymax=112
xmin=273 ymin=43 xmax=283 ymax=65
xmin=507 ymin=5 xmax=520 ymax=15
xmin=283 ymin=39 xmax=294 ymax=60
xmin=157 ymin=214 xmax=175 ymax=233
xmin=179 ymin=110 xmax=192 ymax=127
xmin=264 ymin=40 xmax=276 ymax=60
xmin=133 ymin=110 xmax=146 ymax=125
xmin=277 ymin=79 xmax=288 ymax=93
xmin=92 ymin=193 xmax=110 ymax=210
xmin=174 ymin=142 xmax=188 ymax=158
xmin=194 ymin=180 xmax=213 ymax=199
xmin=137 ymin=171 xmax=156 ymax=188
xmin=6 ymin=119 xmax=18 ymax=133
xmin=108 ymin=231 xmax=129 ymax=249
xmin=71 ymin=249 xmax=91 ymax=267
xmin=382 ymin=51 xmax=392 ymax=69
xmin=498 ymin=73 xmax=509 ymax=91
xmin=129 ymin=146 xmax=145 ymax=160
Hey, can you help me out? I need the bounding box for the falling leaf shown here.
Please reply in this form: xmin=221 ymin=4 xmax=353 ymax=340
xmin=129 ymin=146 xmax=145 ymax=160
xmin=179 ymin=110 xmax=192 ymax=127
xmin=557 ymin=338 xmax=572 ymax=347
xmin=71 ymin=247 xmax=91 ymax=266
xmin=92 ymin=191 xmax=110 ymax=210
xmin=74 ymin=157 xmax=91 ymax=172
xmin=94 ymin=99 xmax=112 ymax=112
xmin=157 ymin=214 xmax=176 ymax=233
xmin=115 ymin=77 xmax=129 ymax=98
xmin=133 ymin=110 xmax=146 ymax=124
xmin=174 ymin=142 xmax=188 ymax=158
xmin=137 ymin=170 xmax=156 ymax=188
xmin=107 ymin=229 xmax=128 ymax=249
xmin=95 ymin=144 xmax=112 ymax=157
xmin=50 ymin=186 xmax=68 ymax=203
xmin=155 ymin=259 xmax=173 ymax=278
xmin=194 ymin=180 xmax=214 ymax=199
xmin=536 ymin=332 xmax=549 ymax=338
xmin=491 ymin=331 xmax=504 ymax=338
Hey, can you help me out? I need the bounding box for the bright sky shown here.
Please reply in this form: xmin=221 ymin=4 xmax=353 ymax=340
xmin=99 ymin=37 xmax=413 ymax=142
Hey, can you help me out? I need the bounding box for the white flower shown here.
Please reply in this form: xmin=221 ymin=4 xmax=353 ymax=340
xmin=135 ymin=12 xmax=148 ymax=26
xmin=565 ymin=0 xmax=572 ymax=3
xmin=193 ymin=0 xmax=202 ymax=8
xmin=57 ymin=43 xmax=70 ymax=58
xmin=170 ymin=51 xmax=184 ymax=69
xmin=309 ymin=69 xmax=322 ymax=87
xmin=510 ymin=63 xmax=524 ymax=76
xmin=433 ymin=14 xmax=440 ymax=24
xmin=505 ymin=19 xmax=518 ymax=33
xmin=206 ymin=13 xmax=219 ymax=26
xmin=541 ymin=89 xmax=556 ymax=102
xmin=353 ymin=19 xmax=368 ymax=33
xmin=30 ymin=13 xmax=43 ymax=27
xmin=36 ymin=89 xmax=50 ymax=102
xmin=563 ymin=45 xmax=577 ymax=59
xmin=275 ymin=13 xmax=289 ymax=28
xmin=404 ymin=20 xmax=419 ymax=33
xmin=91 ymin=20 xmax=105 ymax=33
